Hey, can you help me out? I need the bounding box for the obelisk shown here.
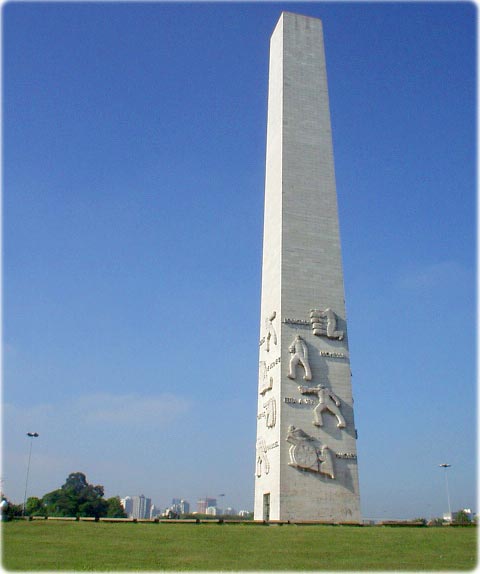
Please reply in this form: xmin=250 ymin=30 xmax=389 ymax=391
xmin=254 ymin=12 xmax=361 ymax=523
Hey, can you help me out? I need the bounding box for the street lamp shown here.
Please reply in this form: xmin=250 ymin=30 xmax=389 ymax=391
xmin=23 ymin=432 xmax=39 ymax=516
xmin=439 ymin=463 xmax=452 ymax=520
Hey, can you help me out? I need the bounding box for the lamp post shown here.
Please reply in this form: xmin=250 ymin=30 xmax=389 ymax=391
xmin=23 ymin=432 xmax=39 ymax=516
xmin=439 ymin=463 xmax=452 ymax=520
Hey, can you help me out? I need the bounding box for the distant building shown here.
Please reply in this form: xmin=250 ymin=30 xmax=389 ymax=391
xmin=149 ymin=505 xmax=160 ymax=519
xmin=225 ymin=506 xmax=236 ymax=515
xmin=197 ymin=498 xmax=216 ymax=514
xmin=132 ymin=495 xmax=152 ymax=519
xmin=180 ymin=500 xmax=190 ymax=514
xmin=238 ymin=510 xmax=250 ymax=517
xmin=206 ymin=506 xmax=217 ymax=516
xmin=121 ymin=495 xmax=154 ymax=519
xmin=120 ymin=496 xmax=133 ymax=517
xmin=169 ymin=498 xmax=190 ymax=515
xmin=170 ymin=499 xmax=181 ymax=514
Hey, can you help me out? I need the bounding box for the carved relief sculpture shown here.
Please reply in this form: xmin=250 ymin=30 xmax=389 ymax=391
xmin=298 ymin=384 xmax=346 ymax=428
xmin=286 ymin=425 xmax=334 ymax=478
xmin=259 ymin=361 xmax=274 ymax=395
xmin=256 ymin=438 xmax=270 ymax=477
xmin=265 ymin=311 xmax=278 ymax=352
xmin=261 ymin=376 xmax=273 ymax=395
xmin=287 ymin=335 xmax=312 ymax=381
xmin=310 ymin=308 xmax=344 ymax=340
xmin=263 ymin=397 xmax=276 ymax=428
xmin=317 ymin=445 xmax=335 ymax=479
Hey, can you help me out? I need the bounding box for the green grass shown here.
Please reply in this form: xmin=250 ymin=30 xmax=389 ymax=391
xmin=2 ymin=521 xmax=477 ymax=571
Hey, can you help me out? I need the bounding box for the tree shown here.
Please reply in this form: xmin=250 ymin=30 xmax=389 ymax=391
xmin=78 ymin=497 xmax=108 ymax=519
xmin=413 ymin=517 xmax=427 ymax=525
xmin=42 ymin=472 xmax=108 ymax=518
xmin=2 ymin=473 xmax=124 ymax=520
xmin=25 ymin=497 xmax=45 ymax=516
xmin=62 ymin=472 xmax=89 ymax=494
xmin=453 ymin=510 xmax=471 ymax=524
xmin=106 ymin=497 xmax=127 ymax=518
xmin=42 ymin=488 xmax=78 ymax=517
xmin=2 ymin=498 xmax=23 ymax=519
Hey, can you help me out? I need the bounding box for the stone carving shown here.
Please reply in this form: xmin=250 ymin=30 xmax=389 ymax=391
xmin=256 ymin=438 xmax=270 ymax=477
xmin=286 ymin=425 xmax=334 ymax=478
xmin=287 ymin=335 xmax=312 ymax=381
xmin=265 ymin=311 xmax=278 ymax=352
xmin=262 ymin=377 xmax=274 ymax=395
xmin=259 ymin=361 xmax=274 ymax=395
xmin=320 ymin=350 xmax=347 ymax=359
xmin=263 ymin=397 xmax=276 ymax=428
xmin=298 ymin=384 xmax=346 ymax=428
xmin=336 ymin=452 xmax=357 ymax=459
xmin=310 ymin=308 xmax=344 ymax=340
xmin=258 ymin=398 xmax=276 ymax=428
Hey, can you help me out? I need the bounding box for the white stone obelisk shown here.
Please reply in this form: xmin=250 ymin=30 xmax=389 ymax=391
xmin=254 ymin=12 xmax=361 ymax=523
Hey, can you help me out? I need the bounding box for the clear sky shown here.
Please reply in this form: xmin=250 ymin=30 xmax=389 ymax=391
xmin=3 ymin=2 xmax=476 ymax=520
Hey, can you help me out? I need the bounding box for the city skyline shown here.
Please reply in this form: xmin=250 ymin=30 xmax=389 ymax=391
xmin=119 ymin=495 xmax=245 ymax=517
xmin=4 ymin=3 xmax=475 ymax=520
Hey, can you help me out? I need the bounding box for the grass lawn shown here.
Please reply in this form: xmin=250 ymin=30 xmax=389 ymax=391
xmin=2 ymin=521 xmax=477 ymax=571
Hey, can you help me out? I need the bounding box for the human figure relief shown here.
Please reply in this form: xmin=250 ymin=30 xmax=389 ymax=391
xmin=286 ymin=425 xmax=335 ymax=479
xmin=287 ymin=335 xmax=312 ymax=381
xmin=298 ymin=384 xmax=346 ymax=428
xmin=259 ymin=361 xmax=274 ymax=396
xmin=265 ymin=311 xmax=278 ymax=352
xmin=310 ymin=308 xmax=344 ymax=340
xmin=256 ymin=439 xmax=270 ymax=477
xmin=263 ymin=397 xmax=276 ymax=428
xmin=259 ymin=362 xmax=273 ymax=396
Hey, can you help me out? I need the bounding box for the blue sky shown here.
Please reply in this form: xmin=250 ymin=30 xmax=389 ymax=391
xmin=3 ymin=2 xmax=476 ymax=520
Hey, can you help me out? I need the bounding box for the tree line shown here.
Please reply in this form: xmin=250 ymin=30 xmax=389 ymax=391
xmin=5 ymin=472 xmax=126 ymax=519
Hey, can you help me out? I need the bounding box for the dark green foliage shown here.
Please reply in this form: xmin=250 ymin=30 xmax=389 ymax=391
xmin=105 ymin=497 xmax=127 ymax=518
xmin=62 ymin=472 xmax=90 ymax=494
xmin=25 ymin=497 xmax=45 ymax=517
xmin=32 ymin=472 xmax=123 ymax=519
xmin=3 ymin=499 xmax=23 ymax=519
xmin=42 ymin=489 xmax=75 ymax=517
